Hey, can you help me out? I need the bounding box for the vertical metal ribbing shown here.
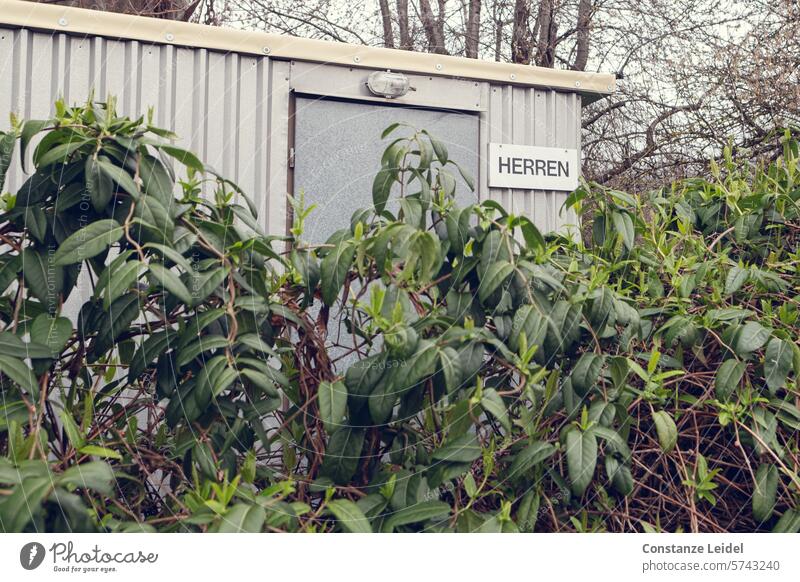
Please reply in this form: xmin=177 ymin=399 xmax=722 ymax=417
xmin=204 ymin=50 xmax=224 ymax=177
xmin=485 ymin=83 xmax=583 ymax=234
xmin=0 ymin=24 xmax=587 ymax=238
xmin=254 ymin=56 xmax=268 ymax=219
xmin=0 ymin=25 xmax=282 ymax=234
xmin=236 ymin=55 xmax=259 ymax=209
xmin=0 ymin=30 xmax=12 ymax=130
xmin=265 ymin=59 xmax=290 ymax=239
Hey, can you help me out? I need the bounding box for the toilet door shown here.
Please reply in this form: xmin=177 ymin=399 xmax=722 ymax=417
xmin=292 ymin=95 xmax=480 ymax=244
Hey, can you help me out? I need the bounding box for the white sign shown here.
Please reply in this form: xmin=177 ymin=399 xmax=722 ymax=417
xmin=488 ymin=143 xmax=579 ymax=191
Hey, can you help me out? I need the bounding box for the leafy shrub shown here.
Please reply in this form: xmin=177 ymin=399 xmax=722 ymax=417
xmin=0 ymin=101 xmax=798 ymax=533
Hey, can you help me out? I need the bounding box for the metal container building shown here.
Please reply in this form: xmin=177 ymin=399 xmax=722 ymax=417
xmin=0 ymin=0 xmax=614 ymax=241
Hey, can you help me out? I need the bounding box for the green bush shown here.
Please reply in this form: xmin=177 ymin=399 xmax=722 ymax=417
xmin=0 ymin=101 xmax=798 ymax=533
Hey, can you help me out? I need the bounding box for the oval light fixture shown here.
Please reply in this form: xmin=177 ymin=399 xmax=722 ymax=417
xmin=366 ymin=70 xmax=412 ymax=98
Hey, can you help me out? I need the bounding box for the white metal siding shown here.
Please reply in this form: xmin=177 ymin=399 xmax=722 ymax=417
xmin=0 ymin=25 xmax=288 ymax=237
xmin=1 ymin=24 xmax=582 ymax=236
xmin=482 ymin=85 xmax=582 ymax=236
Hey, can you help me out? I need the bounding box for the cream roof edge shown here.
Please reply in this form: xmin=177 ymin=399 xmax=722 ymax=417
xmin=0 ymin=0 xmax=616 ymax=99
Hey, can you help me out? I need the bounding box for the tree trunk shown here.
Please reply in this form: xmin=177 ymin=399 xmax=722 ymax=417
xmin=46 ymin=1 xmax=200 ymax=21
xmin=377 ymin=0 xmax=396 ymax=48
xmin=436 ymin=0 xmax=447 ymax=51
xmin=396 ymin=0 xmax=412 ymax=50
xmin=419 ymin=0 xmax=448 ymax=54
xmin=572 ymin=0 xmax=592 ymax=71
xmin=511 ymin=0 xmax=531 ymax=64
xmin=535 ymin=0 xmax=557 ymax=68
xmin=464 ymin=0 xmax=481 ymax=58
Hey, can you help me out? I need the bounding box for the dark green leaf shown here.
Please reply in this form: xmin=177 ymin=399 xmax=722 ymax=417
xmin=752 ymin=463 xmax=778 ymax=523
xmin=79 ymin=445 xmax=122 ymax=460
xmin=85 ymin=156 xmax=114 ymax=211
xmin=570 ymin=353 xmax=604 ymax=397
xmin=764 ymin=338 xmax=793 ymax=392
xmin=138 ymin=154 xmax=174 ymax=205
xmin=20 ymin=119 xmax=49 ymax=172
xmin=0 ymin=476 xmax=51 ymax=531
xmin=320 ymin=242 xmax=355 ymax=306
xmin=478 ymin=260 xmax=513 ymax=303
xmin=149 ymin=263 xmax=193 ymax=305
xmin=21 ymin=248 xmax=64 ymax=312
xmin=437 ymin=346 xmax=462 ymax=394
xmin=508 ymin=441 xmax=556 ymax=479
xmin=431 ymin=433 xmax=481 ymax=463
xmin=591 ymin=425 xmax=632 ymax=461
xmin=0 ymin=331 xmax=57 ymax=360
xmin=715 ymin=359 xmax=746 ymax=401
xmin=320 ymin=427 xmax=365 ymax=484
xmin=99 ymin=260 xmax=141 ymax=310
xmin=30 ymin=314 xmax=71 ymax=355
xmin=157 ymin=145 xmax=205 ymax=172
xmin=0 ymin=131 xmax=15 ymax=192
xmin=217 ymin=503 xmax=266 ymax=533
xmin=318 ymin=380 xmax=348 ymax=434
xmin=188 ymin=267 xmax=229 ymax=307
xmin=97 ymin=159 xmax=139 ymax=198
xmin=53 ymin=220 xmax=124 ymax=265
xmin=481 ymin=388 xmax=510 ymax=432
xmin=372 ymin=167 xmax=396 ymax=214
xmin=652 ymin=410 xmax=678 ymax=453
xmin=0 ymin=355 xmax=39 ymax=398
xmin=383 ymin=500 xmax=450 ymax=532
xmin=60 ymin=409 xmax=85 ymax=449
xmin=59 ymin=461 xmax=115 ymax=495
xmin=327 ymin=499 xmax=372 ymax=533
xmin=725 ymin=265 xmax=748 ymax=295
xmin=734 ymin=321 xmax=770 ymax=355
xmin=128 ymin=330 xmax=174 ymax=382
xmin=611 ymin=210 xmax=635 ymax=251
xmin=36 ymin=139 xmax=89 ymax=168
xmin=424 ymin=131 xmax=448 ymax=165
xmin=176 ymin=335 xmax=231 ymax=368
xmin=566 ymin=429 xmax=597 ymax=496
xmin=605 ymin=455 xmax=634 ymax=496
xmin=518 ymin=217 xmax=545 ymax=251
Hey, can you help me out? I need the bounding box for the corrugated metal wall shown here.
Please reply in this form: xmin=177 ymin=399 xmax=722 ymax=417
xmin=0 ymin=24 xmax=582 ymax=236
xmin=0 ymin=25 xmax=289 ymax=236
xmin=481 ymin=85 xmax=582 ymax=235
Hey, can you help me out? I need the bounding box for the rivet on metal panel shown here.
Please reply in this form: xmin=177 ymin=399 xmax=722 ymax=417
xmin=575 ymin=80 xmax=581 ymax=87
xmin=165 ymin=32 xmax=175 ymax=41
xmin=510 ymin=73 xmax=517 ymax=80
xmin=353 ymin=56 xmax=361 ymax=63
xmin=58 ymin=17 xmax=68 ymax=26
xmin=435 ymin=63 xmax=443 ymax=71
xmin=262 ymin=46 xmax=271 ymax=55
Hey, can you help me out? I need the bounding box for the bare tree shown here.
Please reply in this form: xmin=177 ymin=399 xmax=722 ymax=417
xmin=41 ymin=0 xmax=204 ymax=20
xmin=510 ymin=0 xmax=531 ymax=63
xmin=572 ymin=0 xmax=592 ymax=71
xmin=534 ymin=0 xmax=556 ymax=67
xmin=418 ymin=0 xmax=448 ymax=53
xmin=377 ymin=0 xmax=396 ymax=47
xmin=47 ymin=0 xmax=799 ymax=193
xmin=396 ymin=0 xmax=413 ymax=48
xmin=464 ymin=0 xmax=481 ymax=57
